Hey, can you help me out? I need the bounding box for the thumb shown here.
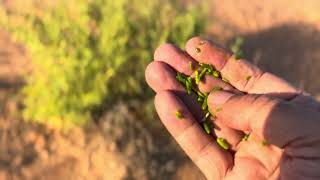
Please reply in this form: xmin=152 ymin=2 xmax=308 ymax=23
xmin=208 ymin=91 xmax=319 ymax=148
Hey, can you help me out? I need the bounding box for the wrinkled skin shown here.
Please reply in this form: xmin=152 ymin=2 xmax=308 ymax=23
xmin=145 ymin=37 xmax=320 ymax=180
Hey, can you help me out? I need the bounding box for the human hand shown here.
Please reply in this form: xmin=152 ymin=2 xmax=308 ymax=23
xmin=145 ymin=37 xmax=320 ymax=180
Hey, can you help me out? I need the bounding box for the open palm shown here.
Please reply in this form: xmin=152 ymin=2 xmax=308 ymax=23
xmin=145 ymin=37 xmax=320 ymax=179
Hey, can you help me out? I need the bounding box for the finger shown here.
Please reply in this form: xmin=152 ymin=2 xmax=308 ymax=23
xmin=154 ymin=43 xmax=239 ymax=94
xmin=213 ymin=119 xmax=244 ymax=151
xmin=154 ymin=41 xmax=319 ymax=111
xmin=185 ymin=37 xmax=299 ymax=99
xmin=145 ymin=61 xmax=204 ymax=119
xmin=199 ymin=76 xmax=245 ymax=150
xmin=155 ymin=90 xmax=232 ymax=179
xmin=207 ymin=90 xmax=320 ymax=150
xmin=146 ymin=61 xmax=244 ymax=150
xmin=145 ymin=61 xmax=185 ymax=92
xmin=154 ymin=43 xmax=198 ymax=76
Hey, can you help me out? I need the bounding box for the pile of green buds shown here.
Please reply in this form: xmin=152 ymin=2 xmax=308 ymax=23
xmin=175 ymin=62 xmax=230 ymax=150
xmin=173 ymin=39 xmax=269 ymax=148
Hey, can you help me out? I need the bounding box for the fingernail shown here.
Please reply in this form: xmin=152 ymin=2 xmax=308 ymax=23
xmin=208 ymin=91 xmax=234 ymax=107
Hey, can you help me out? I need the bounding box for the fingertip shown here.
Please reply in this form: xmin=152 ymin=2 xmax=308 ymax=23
xmin=145 ymin=62 xmax=164 ymax=92
xmin=145 ymin=62 xmax=155 ymax=85
xmin=185 ymin=36 xmax=202 ymax=54
xmin=185 ymin=37 xmax=230 ymax=70
xmin=154 ymin=43 xmax=196 ymax=75
xmin=145 ymin=61 xmax=184 ymax=92
xmin=154 ymin=43 xmax=178 ymax=61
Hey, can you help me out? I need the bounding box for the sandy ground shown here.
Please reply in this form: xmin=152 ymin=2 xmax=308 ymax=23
xmin=209 ymin=0 xmax=320 ymax=96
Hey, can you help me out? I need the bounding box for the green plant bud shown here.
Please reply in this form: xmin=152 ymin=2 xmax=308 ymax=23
xmin=175 ymin=110 xmax=183 ymax=119
xmin=203 ymin=120 xmax=212 ymax=134
xmin=212 ymin=70 xmax=220 ymax=78
xmin=217 ymin=137 xmax=230 ymax=150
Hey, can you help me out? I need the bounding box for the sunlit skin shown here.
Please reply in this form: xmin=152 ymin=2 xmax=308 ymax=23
xmin=145 ymin=37 xmax=320 ymax=180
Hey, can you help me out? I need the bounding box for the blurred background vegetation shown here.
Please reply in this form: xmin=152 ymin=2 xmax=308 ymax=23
xmin=1 ymin=0 xmax=320 ymax=179
xmin=0 ymin=0 xmax=207 ymax=129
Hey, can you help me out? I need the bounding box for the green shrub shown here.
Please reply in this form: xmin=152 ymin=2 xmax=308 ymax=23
xmin=0 ymin=0 xmax=207 ymax=129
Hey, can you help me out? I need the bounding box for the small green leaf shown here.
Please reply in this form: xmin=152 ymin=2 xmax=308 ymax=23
xmin=186 ymin=77 xmax=193 ymax=94
xmin=200 ymin=63 xmax=214 ymax=74
xmin=217 ymin=137 xmax=230 ymax=150
xmin=212 ymin=70 xmax=220 ymax=78
xmin=175 ymin=110 xmax=183 ymax=119
xmin=197 ymin=91 xmax=206 ymax=98
xmin=186 ymin=83 xmax=192 ymax=94
xmin=202 ymin=96 xmax=208 ymax=110
xmin=197 ymin=96 xmax=204 ymax=103
xmin=195 ymin=70 xmax=200 ymax=84
xmin=176 ymin=72 xmax=187 ymax=84
xmin=199 ymin=68 xmax=207 ymax=78
xmin=203 ymin=120 xmax=212 ymax=134
xmin=195 ymin=68 xmax=207 ymax=84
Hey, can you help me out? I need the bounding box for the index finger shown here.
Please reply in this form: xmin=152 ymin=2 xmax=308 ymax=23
xmin=185 ymin=37 xmax=299 ymax=99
